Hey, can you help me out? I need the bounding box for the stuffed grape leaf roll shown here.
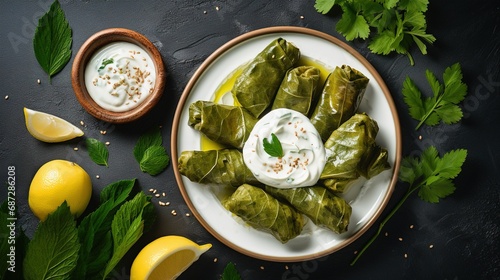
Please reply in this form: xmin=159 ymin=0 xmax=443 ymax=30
xmin=271 ymin=66 xmax=321 ymax=115
xmin=265 ymin=185 xmax=351 ymax=234
xmin=188 ymin=100 xmax=258 ymax=149
xmin=310 ymin=65 xmax=369 ymax=141
xmin=223 ymin=184 xmax=305 ymax=243
xmin=178 ymin=149 xmax=259 ymax=187
xmin=232 ymin=38 xmax=300 ymax=118
xmin=320 ymin=113 xmax=390 ymax=193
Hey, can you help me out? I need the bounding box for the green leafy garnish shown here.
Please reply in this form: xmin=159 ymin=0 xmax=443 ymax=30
xmin=33 ymin=0 xmax=72 ymax=83
xmin=86 ymin=138 xmax=109 ymax=167
xmin=351 ymin=146 xmax=467 ymax=265
xmin=403 ymin=63 xmax=468 ymax=130
xmin=23 ymin=202 xmax=80 ymax=280
xmin=140 ymin=146 xmax=170 ymax=176
xmin=314 ymin=0 xmax=436 ymax=65
xmin=134 ymin=127 xmax=170 ymax=176
xmin=221 ymin=262 xmax=241 ymax=280
xmin=263 ymin=133 xmax=284 ymax=158
xmin=73 ymin=179 xmax=135 ymax=279
xmin=98 ymin=58 xmax=114 ymax=71
xmin=103 ymin=192 xmax=153 ymax=278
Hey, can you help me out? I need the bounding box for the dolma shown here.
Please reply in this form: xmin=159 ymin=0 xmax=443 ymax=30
xmin=223 ymin=184 xmax=305 ymax=243
xmin=188 ymin=100 xmax=258 ymax=149
xmin=232 ymin=38 xmax=300 ymax=118
xmin=310 ymin=65 xmax=369 ymax=141
xmin=271 ymin=66 xmax=321 ymax=115
xmin=265 ymin=185 xmax=351 ymax=234
xmin=178 ymin=149 xmax=259 ymax=187
xmin=320 ymin=113 xmax=390 ymax=193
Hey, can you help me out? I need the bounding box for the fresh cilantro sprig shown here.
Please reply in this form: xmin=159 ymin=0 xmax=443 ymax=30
xmin=263 ymin=133 xmax=284 ymax=158
xmin=403 ymin=63 xmax=468 ymax=130
xmin=86 ymin=138 xmax=109 ymax=167
xmin=314 ymin=0 xmax=436 ymax=65
xmin=33 ymin=0 xmax=72 ymax=83
xmin=221 ymin=262 xmax=241 ymax=280
xmin=351 ymin=146 xmax=467 ymax=265
xmin=134 ymin=127 xmax=170 ymax=176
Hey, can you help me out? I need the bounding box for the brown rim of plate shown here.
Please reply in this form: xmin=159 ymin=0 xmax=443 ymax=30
xmin=72 ymin=28 xmax=166 ymax=124
xmin=171 ymin=26 xmax=402 ymax=262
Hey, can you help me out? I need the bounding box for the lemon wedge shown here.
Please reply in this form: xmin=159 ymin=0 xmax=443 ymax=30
xmin=130 ymin=235 xmax=212 ymax=280
xmin=24 ymin=107 xmax=84 ymax=143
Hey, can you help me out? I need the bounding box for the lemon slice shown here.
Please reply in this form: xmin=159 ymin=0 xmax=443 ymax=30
xmin=24 ymin=107 xmax=84 ymax=143
xmin=130 ymin=235 xmax=212 ymax=280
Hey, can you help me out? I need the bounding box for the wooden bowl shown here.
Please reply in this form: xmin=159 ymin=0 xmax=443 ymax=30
xmin=72 ymin=28 xmax=165 ymax=123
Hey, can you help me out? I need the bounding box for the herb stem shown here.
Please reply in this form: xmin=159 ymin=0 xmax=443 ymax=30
xmin=415 ymin=94 xmax=444 ymax=130
xmin=350 ymin=185 xmax=420 ymax=265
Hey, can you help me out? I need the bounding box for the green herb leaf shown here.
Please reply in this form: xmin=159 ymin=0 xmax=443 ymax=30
xmin=402 ymin=63 xmax=468 ymax=130
xmin=103 ymin=192 xmax=153 ymax=279
xmin=315 ymin=0 xmax=435 ymax=65
xmin=134 ymin=127 xmax=170 ymax=176
xmin=140 ymin=145 xmax=170 ymax=176
xmin=221 ymin=262 xmax=241 ymax=280
xmin=33 ymin=0 xmax=72 ymax=83
xmin=133 ymin=128 xmax=163 ymax=162
xmin=263 ymin=133 xmax=284 ymax=158
xmin=86 ymin=138 xmax=109 ymax=167
xmin=351 ymin=146 xmax=467 ymax=265
xmin=73 ymin=179 xmax=136 ymax=279
xmin=98 ymin=58 xmax=114 ymax=71
xmin=23 ymin=202 xmax=80 ymax=280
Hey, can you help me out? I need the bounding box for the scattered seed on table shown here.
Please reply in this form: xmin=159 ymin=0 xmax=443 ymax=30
xmin=96 ymin=175 xmax=100 ymax=179
xmin=37 ymin=79 xmax=41 ymax=84
xmin=213 ymin=258 xmax=218 ymax=262
xmin=398 ymin=237 xmax=403 ymax=241
xmin=155 ymin=193 xmax=160 ymax=198
xmin=404 ymin=253 xmax=408 ymax=258
xmin=73 ymin=147 xmax=79 ymax=151
xmin=4 ymin=95 xmax=8 ymax=100
xmin=185 ymin=213 xmax=190 ymax=217
xmin=429 ymin=244 xmax=434 ymax=249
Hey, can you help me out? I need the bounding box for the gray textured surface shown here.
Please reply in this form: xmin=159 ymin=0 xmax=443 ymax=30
xmin=0 ymin=1 xmax=499 ymax=279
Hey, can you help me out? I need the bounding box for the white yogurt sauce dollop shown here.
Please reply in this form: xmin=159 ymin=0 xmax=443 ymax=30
xmin=84 ymin=41 xmax=156 ymax=112
xmin=243 ymin=108 xmax=326 ymax=188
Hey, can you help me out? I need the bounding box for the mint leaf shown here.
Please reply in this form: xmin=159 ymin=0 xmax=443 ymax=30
xmin=134 ymin=127 xmax=170 ymax=176
xmin=103 ymin=192 xmax=154 ymax=279
xmin=221 ymin=262 xmax=241 ymax=280
xmin=98 ymin=58 xmax=114 ymax=71
xmin=33 ymin=0 xmax=72 ymax=83
xmin=263 ymin=133 xmax=284 ymax=158
xmin=140 ymin=145 xmax=170 ymax=176
xmin=73 ymin=179 xmax=136 ymax=279
xmin=402 ymin=63 xmax=468 ymax=130
xmin=133 ymin=128 xmax=162 ymax=162
xmin=24 ymin=202 xmax=80 ymax=280
xmin=86 ymin=138 xmax=109 ymax=167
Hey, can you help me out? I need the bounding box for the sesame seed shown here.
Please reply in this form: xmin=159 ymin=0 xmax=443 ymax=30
xmin=96 ymin=175 xmax=100 ymax=179
xmin=171 ymin=210 xmax=177 ymax=216
xmin=300 ymin=15 xmax=304 ymax=19
xmin=215 ymin=6 xmax=219 ymax=11
xmin=404 ymin=253 xmax=408 ymax=258
xmin=429 ymin=244 xmax=434 ymax=249
xmin=353 ymin=250 xmax=358 ymax=255
xmin=203 ymin=10 xmax=207 ymax=14
xmin=213 ymin=258 xmax=218 ymax=262
xmin=418 ymin=135 xmax=422 ymax=140
xmin=37 ymin=79 xmax=41 ymax=84
xmin=185 ymin=213 xmax=190 ymax=217
xmin=4 ymin=95 xmax=8 ymax=100
xmin=398 ymin=237 xmax=403 ymax=241
xmin=285 ymin=265 xmax=289 ymax=270
xmin=162 ymin=192 xmax=166 ymax=197
xmin=153 ymin=189 xmax=157 ymax=194
xmin=158 ymin=201 xmax=165 ymax=206
xmin=410 ymin=224 xmax=414 ymax=229
xmin=148 ymin=188 xmax=154 ymax=192
xmin=80 ymin=121 xmax=85 ymax=126
xmin=105 ymin=141 xmax=110 ymax=146
xmin=165 ymin=202 xmax=170 ymax=206
xmin=260 ymin=266 xmax=264 ymax=270
xmin=385 ymin=232 xmax=389 ymax=236
xmin=73 ymin=147 xmax=79 ymax=151
xmin=155 ymin=193 xmax=160 ymax=198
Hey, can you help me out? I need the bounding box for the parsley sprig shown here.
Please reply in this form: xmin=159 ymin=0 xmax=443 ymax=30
xmin=314 ymin=0 xmax=436 ymax=65
xmin=403 ymin=63 xmax=468 ymax=130
xmin=351 ymin=146 xmax=467 ymax=265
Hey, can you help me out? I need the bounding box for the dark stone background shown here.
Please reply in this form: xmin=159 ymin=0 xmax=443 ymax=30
xmin=0 ymin=1 xmax=498 ymax=279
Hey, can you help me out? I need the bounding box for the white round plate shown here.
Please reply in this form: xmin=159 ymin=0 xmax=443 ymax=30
xmin=172 ymin=26 xmax=401 ymax=262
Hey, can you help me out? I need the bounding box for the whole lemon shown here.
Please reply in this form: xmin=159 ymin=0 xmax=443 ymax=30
xmin=29 ymin=159 xmax=92 ymax=221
